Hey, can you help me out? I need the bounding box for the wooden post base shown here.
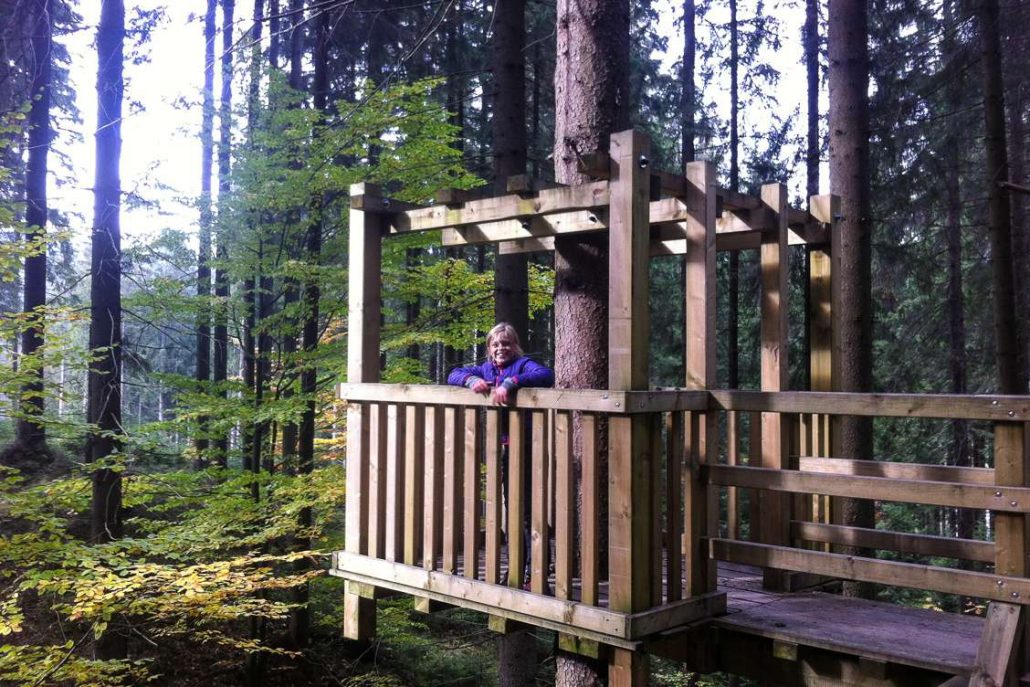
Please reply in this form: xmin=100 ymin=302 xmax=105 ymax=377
xmin=609 ymin=647 xmax=649 ymax=687
xmin=343 ymin=590 xmax=376 ymax=642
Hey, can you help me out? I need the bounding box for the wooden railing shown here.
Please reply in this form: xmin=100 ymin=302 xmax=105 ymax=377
xmin=707 ymin=390 xmax=1030 ymax=603
xmin=335 ymin=383 xmax=724 ymax=644
xmin=334 ymin=384 xmax=1029 ymax=643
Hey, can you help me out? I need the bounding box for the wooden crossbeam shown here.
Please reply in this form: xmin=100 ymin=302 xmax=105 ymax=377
xmin=790 ymin=521 xmax=995 ymax=563
xmin=706 ymin=464 xmax=1030 ymax=512
xmin=709 ymin=539 xmax=1030 ymax=603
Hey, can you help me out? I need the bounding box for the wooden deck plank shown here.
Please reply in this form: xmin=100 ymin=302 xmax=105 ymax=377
xmin=713 ymin=590 xmax=984 ymax=675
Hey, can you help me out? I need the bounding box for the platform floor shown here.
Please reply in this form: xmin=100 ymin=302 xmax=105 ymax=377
xmin=714 ymin=561 xmax=984 ymax=676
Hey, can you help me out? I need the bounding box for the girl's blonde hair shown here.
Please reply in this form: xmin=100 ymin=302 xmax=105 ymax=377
xmin=486 ymin=322 xmax=524 ymax=358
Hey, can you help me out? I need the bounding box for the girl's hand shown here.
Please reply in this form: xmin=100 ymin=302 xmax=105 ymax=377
xmin=470 ymin=378 xmax=489 ymax=394
xmin=491 ymin=385 xmax=511 ymax=406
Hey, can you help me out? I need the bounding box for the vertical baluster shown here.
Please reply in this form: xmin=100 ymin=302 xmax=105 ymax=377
xmin=403 ymin=405 xmax=424 ymax=566
xmin=726 ymin=410 xmax=739 ymax=541
xmin=651 ymin=413 xmax=664 ymax=605
xmin=368 ymin=403 xmax=387 ymax=559
xmin=345 ymin=402 xmax=370 ymax=556
xmin=464 ymin=407 xmax=481 ymax=579
xmin=581 ymin=413 xmax=599 ymax=605
xmin=385 ymin=404 xmax=406 ymax=562
xmin=423 ymin=405 xmax=444 ymax=570
xmin=531 ymin=411 xmax=549 ymax=594
xmin=555 ymin=410 xmax=574 ymax=600
xmin=666 ymin=411 xmax=683 ymax=603
xmin=442 ymin=406 xmax=464 ymax=574
xmin=748 ymin=411 xmax=762 ymax=543
xmin=508 ymin=409 xmax=525 ymax=588
xmin=485 ymin=408 xmax=502 ymax=584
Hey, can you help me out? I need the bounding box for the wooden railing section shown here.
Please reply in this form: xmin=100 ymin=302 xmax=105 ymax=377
xmin=708 ymin=390 xmax=1030 ymax=603
xmin=335 ymin=383 xmax=725 ymax=645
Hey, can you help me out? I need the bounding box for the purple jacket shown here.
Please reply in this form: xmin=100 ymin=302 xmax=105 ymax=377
xmin=447 ymin=356 xmax=554 ymax=392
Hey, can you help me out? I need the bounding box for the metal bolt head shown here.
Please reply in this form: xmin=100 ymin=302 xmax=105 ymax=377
xmin=1013 ymin=592 xmax=1020 ymax=599
xmin=1012 ymin=501 xmax=1019 ymax=508
xmin=638 ymin=155 xmax=649 ymax=168
xmin=998 ymin=580 xmax=1006 ymax=587
xmin=1009 ymin=410 xmax=1016 ymax=417
xmin=997 ymin=491 xmax=1003 ymax=497
xmin=992 ymin=400 xmax=1000 ymax=406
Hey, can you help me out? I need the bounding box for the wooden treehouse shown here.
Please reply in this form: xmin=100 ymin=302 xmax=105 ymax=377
xmin=331 ymin=130 xmax=1030 ymax=686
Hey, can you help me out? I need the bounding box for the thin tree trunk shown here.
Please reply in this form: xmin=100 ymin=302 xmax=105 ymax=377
xmin=492 ymin=0 xmax=529 ymax=340
xmin=89 ymin=0 xmax=126 ymax=659
xmin=980 ymin=0 xmax=1022 ymax=394
xmin=289 ymin=0 xmax=330 ymax=649
xmin=727 ymin=0 xmax=740 ymax=392
xmin=492 ymin=4 xmax=534 ymax=675
xmin=943 ymin=0 xmax=973 ymax=555
xmin=14 ymin=0 xmax=52 ymax=458
xmin=828 ymin=0 xmax=874 ymax=597
xmin=195 ymin=0 xmax=216 ymax=470
xmin=681 ymin=0 xmax=695 ymax=167
xmin=553 ymin=0 xmax=629 ymax=683
xmin=802 ymin=0 xmax=819 ymax=392
xmin=213 ymin=0 xmax=235 ymax=467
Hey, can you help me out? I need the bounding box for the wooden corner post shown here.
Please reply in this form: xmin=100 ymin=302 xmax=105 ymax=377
xmin=807 ymin=195 xmax=838 ymax=539
xmin=607 ymin=130 xmax=653 ymax=686
xmin=979 ymin=421 xmax=1030 ymax=686
xmin=684 ymin=160 xmax=718 ymax=598
xmin=344 ymin=182 xmax=384 ymax=641
xmin=759 ymin=182 xmax=792 ymax=589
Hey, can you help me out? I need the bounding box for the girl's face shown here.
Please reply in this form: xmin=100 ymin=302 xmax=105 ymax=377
xmin=489 ymin=334 xmax=517 ymax=367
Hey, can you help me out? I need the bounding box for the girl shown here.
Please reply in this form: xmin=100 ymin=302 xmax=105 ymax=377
xmin=447 ymin=323 xmax=553 ymax=588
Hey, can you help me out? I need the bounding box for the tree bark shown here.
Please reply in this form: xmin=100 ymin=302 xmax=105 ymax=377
xmin=195 ymin=0 xmax=216 ymax=469
xmin=828 ymin=0 xmax=874 ymax=597
xmin=727 ymin=0 xmax=740 ymax=391
xmin=553 ymin=0 xmax=629 ymax=682
xmin=802 ymin=0 xmax=819 ymax=392
xmin=14 ymin=0 xmax=52 ymax=458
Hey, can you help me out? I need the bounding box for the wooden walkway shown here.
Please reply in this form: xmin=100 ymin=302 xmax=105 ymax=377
xmin=714 ymin=561 xmax=984 ymax=679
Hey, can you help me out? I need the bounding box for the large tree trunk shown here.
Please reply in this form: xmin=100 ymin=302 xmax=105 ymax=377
xmin=980 ymin=0 xmax=1022 ymax=394
xmin=89 ymin=0 xmax=125 ymax=659
xmin=14 ymin=0 xmax=52 ymax=459
xmin=828 ymin=0 xmax=874 ymax=596
xmin=553 ymin=0 xmax=629 ymax=683
xmin=195 ymin=0 xmax=216 ymax=470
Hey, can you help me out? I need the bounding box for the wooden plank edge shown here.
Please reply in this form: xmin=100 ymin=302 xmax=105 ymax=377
xmin=330 ymin=551 xmax=636 ymax=646
xmin=625 ymin=592 xmax=726 ymax=638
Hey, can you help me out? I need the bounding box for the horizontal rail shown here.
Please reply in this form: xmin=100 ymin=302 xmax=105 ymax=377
xmin=337 ymin=383 xmax=709 ymax=413
xmin=709 ymin=539 xmax=1030 ymax=603
xmin=790 ymin=521 xmax=996 ymax=563
xmin=339 ymin=385 xmax=1027 ymax=421
xmin=706 ymin=464 xmax=1030 ymax=512
xmin=708 ymin=390 xmax=1030 ymax=422
xmin=798 ymin=457 xmax=995 ymax=485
